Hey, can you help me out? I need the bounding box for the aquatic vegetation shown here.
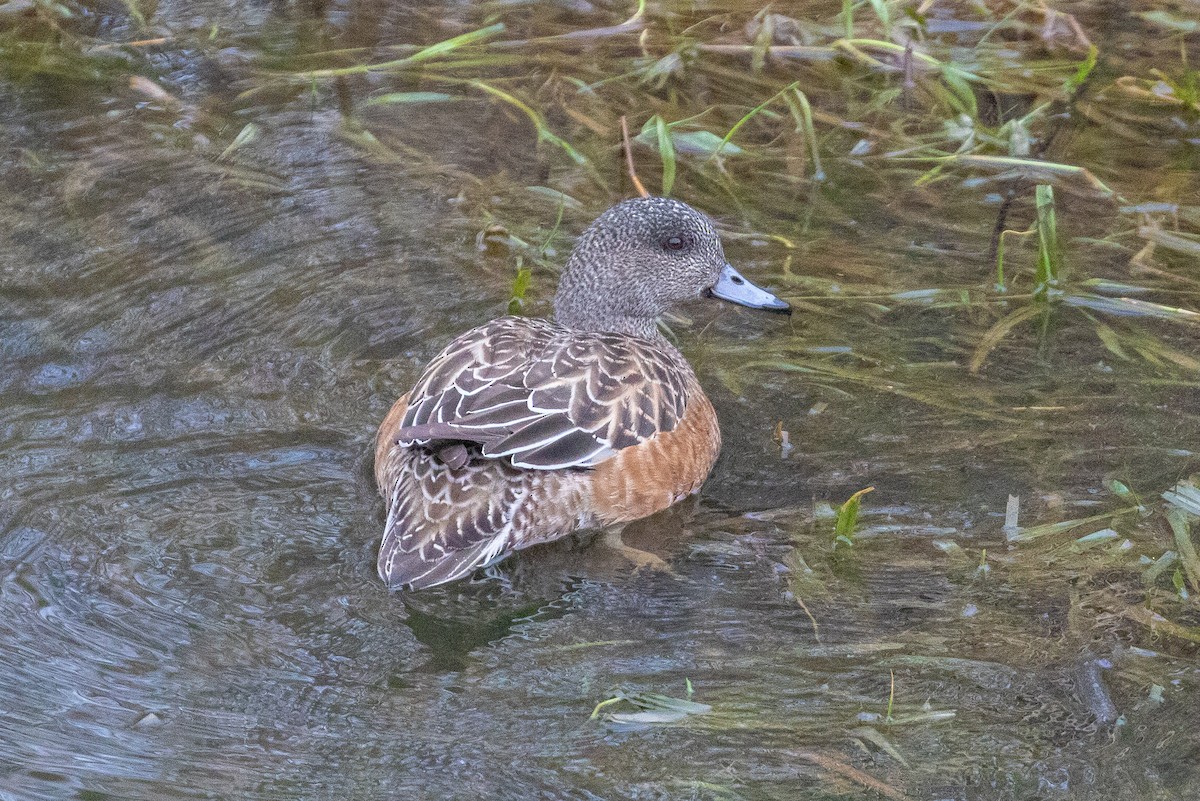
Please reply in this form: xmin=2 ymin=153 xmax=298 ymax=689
xmin=833 ymin=485 xmax=874 ymax=549
xmin=3 ymin=0 xmax=1200 ymax=798
xmin=590 ymin=685 xmax=712 ymax=725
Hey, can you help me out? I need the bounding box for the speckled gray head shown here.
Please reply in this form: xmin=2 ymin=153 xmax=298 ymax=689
xmin=554 ymin=197 xmax=789 ymax=338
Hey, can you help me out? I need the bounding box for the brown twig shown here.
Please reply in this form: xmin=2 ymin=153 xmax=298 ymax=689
xmin=620 ymin=115 xmax=649 ymax=198
xmin=791 ymin=750 xmax=911 ymax=801
xmin=92 ymin=37 xmax=170 ymax=50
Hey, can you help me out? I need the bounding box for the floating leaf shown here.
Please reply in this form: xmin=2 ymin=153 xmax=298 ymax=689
xmin=951 ymin=155 xmax=1116 ymax=196
xmin=1105 ymin=479 xmax=1134 ymax=499
xmin=1121 ymin=202 xmax=1180 ymax=214
xmin=1009 ymin=517 xmax=1091 ymax=543
xmin=591 ymin=687 xmax=712 ymax=725
xmin=638 ymin=52 xmax=682 ymax=88
xmin=1138 ymin=227 xmax=1200 ymax=255
xmin=1063 ymin=294 xmax=1200 ymax=324
xmin=850 ymin=727 xmax=909 ymax=768
xmin=1081 ymin=279 xmax=1153 ymax=296
xmin=1139 ymin=11 xmax=1199 ymax=33
xmin=1075 ymin=528 xmax=1119 ymax=544
xmin=215 ymin=122 xmax=260 ymax=162
xmin=1124 ymin=606 xmax=1200 ymax=643
xmin=1143 ymin=551 xmax=1178 ymax=584
xmin=1163 ymin=480 xmax=1200 ymax=516
xmin=525 ymin=186 xmax=585 ymax=211
xmin=890 ymin=289 xmax=948 ymax=301
xmin=634 ymin=125 xmax=745 ymax=157
xmin=666 ymin=129 xmax=745 ymax=157
xmin=608 ymin=710 xmax=689 ymax=724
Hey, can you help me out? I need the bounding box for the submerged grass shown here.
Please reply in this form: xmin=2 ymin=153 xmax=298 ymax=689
xmin=289 ymin=23 xmax=507 ymax=78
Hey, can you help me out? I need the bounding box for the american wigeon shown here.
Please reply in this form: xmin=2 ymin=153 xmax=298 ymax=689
xmin=374 ymin=197 xmax=788 ymax=589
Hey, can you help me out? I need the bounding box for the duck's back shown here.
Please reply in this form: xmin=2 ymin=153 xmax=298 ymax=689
xmin=374 ymin=316 xmax=721 ymax=589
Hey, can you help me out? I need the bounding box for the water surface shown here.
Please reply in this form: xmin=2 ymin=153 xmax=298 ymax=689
xmin=2 ymin=1 xmax=1199 ymax=799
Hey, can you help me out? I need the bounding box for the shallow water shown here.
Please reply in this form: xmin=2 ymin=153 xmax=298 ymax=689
xmin=2 ymin=1 xmax=1199 ymax=799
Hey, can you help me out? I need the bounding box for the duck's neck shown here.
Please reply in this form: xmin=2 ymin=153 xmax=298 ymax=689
xmin=553 ymin=302 xmax=661 ymax=340
xmin=553 ymin=251 xmax=662 ymax=340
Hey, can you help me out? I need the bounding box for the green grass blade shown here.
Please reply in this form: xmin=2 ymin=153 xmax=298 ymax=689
xmin=1166 ymin=509 xmax=1200 ymax=593
xmin=362 ymin=91 xmax=460 ymax=106
xmin=406 ymin=23 xmax=507 ymax=64
xmin=471 ymin=81 xmax=588 ymax=166
xmin=299 ymin=23 xmax=504 ymax=77
xmin=1067 ymin=44 xmax=1099 ymax=90
xmin=785 ymin=88 xmax=825 ymax=180
xmin=1093 ymin=322 xmax=1132 ymax=360
xmin=655 ymin=115 xmax=676 ymax=195
xmin=707 ymin=81 xmax=799 ymax=165
xmin=866 ymin=0 xmax=891 ymax=34
xmin=968 ymin=304 xmax=1044 ymax=373
xmin=1034 ymin=184 xmax=1061 ymax=300
xmin=508 ymin=257 xmax=533 ymax=315
xmin=941 ymin=65 xmax=978 ymax=117
xmin=833 ymin=487 xmax=874 ymax=548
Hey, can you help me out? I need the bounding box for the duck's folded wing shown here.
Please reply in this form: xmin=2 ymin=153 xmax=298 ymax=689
xmin=393 ymin=317 xmax=693 ymax=469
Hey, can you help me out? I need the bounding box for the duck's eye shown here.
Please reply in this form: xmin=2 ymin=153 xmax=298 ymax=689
xmin=664 ymin=236 xmax=685 ymax=251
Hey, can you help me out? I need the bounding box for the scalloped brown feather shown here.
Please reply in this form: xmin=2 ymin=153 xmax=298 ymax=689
xmin=396 ymin=316 xmax=693 ymax=470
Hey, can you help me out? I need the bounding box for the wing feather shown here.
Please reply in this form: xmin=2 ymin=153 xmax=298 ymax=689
xmin=390 ymin=316 xmax=693 ymax=470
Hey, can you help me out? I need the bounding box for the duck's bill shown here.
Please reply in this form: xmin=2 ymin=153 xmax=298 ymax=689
xmin=707 ymin=264 xmax=791 ymax=313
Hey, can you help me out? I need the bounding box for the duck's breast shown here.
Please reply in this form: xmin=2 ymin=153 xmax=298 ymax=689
xmin=586 ymin=386 xmax=721 ymax=524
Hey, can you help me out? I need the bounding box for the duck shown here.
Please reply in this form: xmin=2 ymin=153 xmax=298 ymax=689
xmin=373 ymin=196 xmax=789 ymax=590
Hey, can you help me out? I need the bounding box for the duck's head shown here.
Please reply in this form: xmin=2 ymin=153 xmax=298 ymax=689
xmin=553 ymin=197 xmax=790 ymax=339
